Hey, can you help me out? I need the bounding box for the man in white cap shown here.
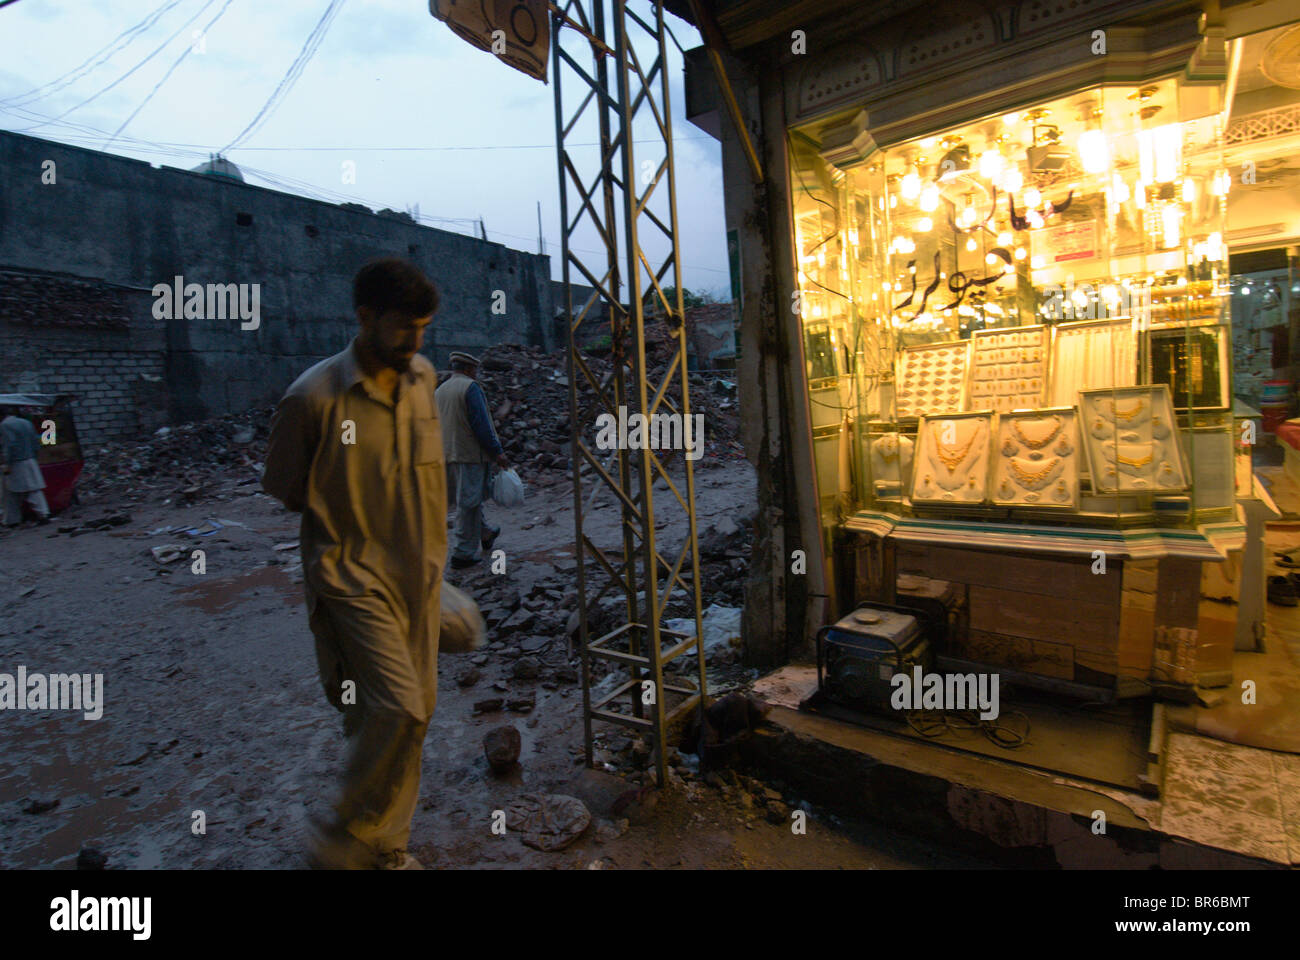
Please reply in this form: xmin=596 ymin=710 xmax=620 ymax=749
xmin=436 ymin=351 xmax=508 ymax=569
xmin=1 ymin=405 xmax=50 ymax=527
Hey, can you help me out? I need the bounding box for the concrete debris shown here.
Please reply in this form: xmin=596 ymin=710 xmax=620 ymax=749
xmin=150 ymin=543 xmax=186 ymax=564
xmin=76 ymin=848 xmax=108 ymax=870
xmin=505 ymin=793 xmax=591 ymax=851
xmin=22 ymin=796 xmax=59 ymax=815
xmin=484 ymin=726 xmax=522 ymax=773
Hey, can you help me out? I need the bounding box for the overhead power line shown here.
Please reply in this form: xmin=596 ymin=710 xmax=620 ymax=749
xmin=102 ymin=0 xmax=237 ymax=150
xmin=1 ymin=0 xmax=188 ymax=107
xmin=18 ymin=0 xmax=222 ymax=131
xmin=221 ymin=0 xmax=346 ymax=152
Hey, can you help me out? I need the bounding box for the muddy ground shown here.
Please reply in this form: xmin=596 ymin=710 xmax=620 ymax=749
xmin=0 ymin=447 xmax=989 ymax=869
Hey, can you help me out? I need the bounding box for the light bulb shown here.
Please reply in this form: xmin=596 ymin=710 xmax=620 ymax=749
xmin=1000 ymin=167 xmax=1023 ymax=193
xmin=979 ymin=150 xmax=1005 ymax=181
xmin=901 ymin=171 xmax=921 ymax=200
xmin=1182 ymin=177 xmax=1196 ymax=204
xmin=919 ymin=182 xmax=939 ymax=212
xmin=1242 ymin=285 xmax=1252 ymax=295
xmin=965 ymin=238 xmax=977 ymax=252
xmin=1027 ymin=211 xmax=1044 ymax=229
xmin=985 ymin=253 xmax=1000 ymax=266
xmin=1014 ymin=247 xmax=1027 ymax=260
xmin=1024 ymin=187 xmax=1042 ymax=208
xmin=1161 ymin=205 xmax=1181 ymax=249
xmin=1111 ymin=173 xmax=1129 ymax=204
xmin=916 ymin=217 xmax=933 ymax=232
xmin=1031 ymin=255 xmax=1046 ymax=269
xmin=889 ymin=195 xmax=898 ymax=209
xmin=1077 ymin=129 xmax=1110 ymax=174
xmin=997 ymin=231 xmax=1012 ymax=246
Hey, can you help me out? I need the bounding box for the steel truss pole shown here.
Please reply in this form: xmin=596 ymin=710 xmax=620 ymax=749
xmin=552 ymin=0 xmax=706 ymax=789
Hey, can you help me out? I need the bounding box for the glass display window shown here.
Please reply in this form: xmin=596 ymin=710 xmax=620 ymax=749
xmin=791 ymin=73 xmax=1234 ymax=529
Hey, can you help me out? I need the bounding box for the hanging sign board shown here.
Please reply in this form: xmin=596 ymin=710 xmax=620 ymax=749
xmin=429 ymin=0 xmax=550 ymax=83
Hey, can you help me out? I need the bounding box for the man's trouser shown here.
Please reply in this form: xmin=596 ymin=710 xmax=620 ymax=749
xmin=2 ymin=483 xmax=48 ymax=525
xmin=308 ymin=590 xmax=438 ymax=862
xmin=447 ymin=461 xmax=491 ymax=561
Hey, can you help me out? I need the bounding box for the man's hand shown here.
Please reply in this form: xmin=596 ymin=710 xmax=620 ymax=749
xmin=496 ymin=453 xmax=509 ymax=470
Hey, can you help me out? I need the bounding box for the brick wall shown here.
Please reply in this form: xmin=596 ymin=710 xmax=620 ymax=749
xmin=0 ymin=269 xmax=163 ymax=443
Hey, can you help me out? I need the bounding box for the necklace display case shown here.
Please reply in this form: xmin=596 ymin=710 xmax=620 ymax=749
xmin=991 ymin=407 xmax=1082 ymax=509
xmin=911 ymin=411 xmax=993 ymax=504
xmin=1079 ymin=384 xmax=1189 ymax=494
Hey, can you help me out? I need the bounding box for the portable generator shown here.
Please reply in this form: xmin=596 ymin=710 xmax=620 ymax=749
xmin=816 ymin=602 xmax=937 ymax=714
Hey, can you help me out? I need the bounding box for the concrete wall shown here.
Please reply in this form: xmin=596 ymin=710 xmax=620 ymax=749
xmin=0 ymin=131 xmax=553 ymax=432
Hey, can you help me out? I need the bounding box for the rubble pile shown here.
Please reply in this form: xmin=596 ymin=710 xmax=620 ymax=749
xmin=79 ymin=335 xmax=741 ymax=507
xmin=462 ymin=335 xmax=743 ymax=493
xmin=79 ymin=406 xmax=273 ymax=505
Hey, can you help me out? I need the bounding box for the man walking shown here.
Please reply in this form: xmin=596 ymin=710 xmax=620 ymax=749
xmin=435 ymin=351 xmax=508 ymax=569
xmin=262 ymin=258 xmax=446 ymax=869
xmin=1 ymin=406 xmax=50 ymax=527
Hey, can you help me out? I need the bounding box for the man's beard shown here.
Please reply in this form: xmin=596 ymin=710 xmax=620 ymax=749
xmin=362 ymin=329 xmax=412 ymax=373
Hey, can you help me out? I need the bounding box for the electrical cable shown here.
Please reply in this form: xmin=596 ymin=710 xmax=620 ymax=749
xmin=221 ymin=0 xmax=346 ymax=152
xmin=1 ymin=0 xmax=188 ymax=106
xmin=15 ymin=0 xmax=223 ymax=132
xmin=906 ymin=708 xmax=1031 ymax=749
xmin=102 ymin=0 xmax=237 ymax=150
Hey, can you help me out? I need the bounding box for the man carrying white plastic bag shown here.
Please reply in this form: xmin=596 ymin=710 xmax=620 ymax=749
xmin=436 ymin=350 xmax=510 ymax=569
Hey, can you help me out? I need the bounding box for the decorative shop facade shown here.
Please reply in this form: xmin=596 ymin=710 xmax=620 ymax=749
xmin=679 ymin=0 xmax=1300 ymax=698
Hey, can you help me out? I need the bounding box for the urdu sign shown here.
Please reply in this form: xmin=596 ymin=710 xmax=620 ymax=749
xmin=429 ymin=0 xmax=550 ymax=82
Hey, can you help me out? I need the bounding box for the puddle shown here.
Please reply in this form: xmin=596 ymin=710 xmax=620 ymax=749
xmin=172 ymin=565 xmax=300 ymax=613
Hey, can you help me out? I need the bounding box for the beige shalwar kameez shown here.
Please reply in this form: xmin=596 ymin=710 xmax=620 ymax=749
xmin=261 ymin=339 xmax=447 ymax=860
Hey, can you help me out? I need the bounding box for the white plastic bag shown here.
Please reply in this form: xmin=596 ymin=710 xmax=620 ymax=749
xmin=439 ymin=581 xmax=486 ymax=653
xmin=492 ymin=467 xmax=525 ymax=507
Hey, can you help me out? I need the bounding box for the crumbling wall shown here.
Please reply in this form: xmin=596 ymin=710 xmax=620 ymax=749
xmin=0 ymin=130 xmax=554 ymax=427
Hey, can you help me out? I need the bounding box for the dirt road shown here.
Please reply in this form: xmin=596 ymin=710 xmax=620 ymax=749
xmin=0 ymin=454 xmax=987 ymax=869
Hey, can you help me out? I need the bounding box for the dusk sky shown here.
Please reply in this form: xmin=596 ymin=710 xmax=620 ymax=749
xmin=0 ymin=0 xmax=732 ymax=297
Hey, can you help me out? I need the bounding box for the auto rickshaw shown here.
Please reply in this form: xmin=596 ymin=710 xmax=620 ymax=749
xmin=0 ymin=393 xmax=84 ymax=515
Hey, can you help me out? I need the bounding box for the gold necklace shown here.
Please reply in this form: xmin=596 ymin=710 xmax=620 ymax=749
xmin=1011 ymin=416 xmax=1063 ymax=450
xmin=1009 ymin=457 xmax=1060 ymax=486
xmin=1117 ymin=451 xmax=1153 ymax=467
xmin=1101 ymin=398 xmax=1146 ymax=423
xmin=933 ymin=425 xmax=979 ymax=473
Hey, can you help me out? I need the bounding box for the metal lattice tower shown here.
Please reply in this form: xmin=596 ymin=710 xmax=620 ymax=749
xmin=551 ymin=0 xmax=707 ymax=787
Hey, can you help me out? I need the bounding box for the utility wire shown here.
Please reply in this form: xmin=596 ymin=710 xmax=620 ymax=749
xmin=102 ymin=0 xmax=237 ymax=151
xmin=1 ymin=0 xmax=188 ymax=107
xmin=17 ymin=0 xmax=222 ymax=131
xmin=221 ymin=0 xmax=345 ymax=152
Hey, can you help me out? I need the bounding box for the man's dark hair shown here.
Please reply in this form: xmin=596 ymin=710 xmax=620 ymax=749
xmin=353 ymin=258 xmax=439 ymax=317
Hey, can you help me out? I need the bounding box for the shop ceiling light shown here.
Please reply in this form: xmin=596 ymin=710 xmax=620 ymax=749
xmin=1077 ymin=129 xmax=1110 ymax=173
xmin=1162 ymin=205 xmax=1181 ymax=249
xmin=979 ymin=149 xmax=1005 ymax=181
xmin=919 ymin=182 xmax=940 ymax=211
xmin=1111 ymin=174 xmax=1130 ymax=204
xmin=917 ymin=217 xmax=933 ymax=232
xmin=901 ymin=170 xmax=921 ymax=200
xmin=999 ymin=166 xmax=1023 ymax=193
xmin=997 ymin=231 xmax=1012 ymax=246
